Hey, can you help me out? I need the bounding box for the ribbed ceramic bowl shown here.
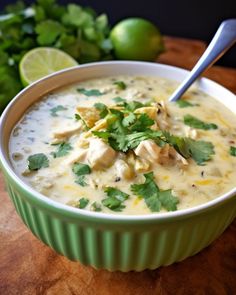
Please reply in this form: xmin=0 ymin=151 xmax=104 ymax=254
xmin=0 ymin=62 xmax=236 ymax=272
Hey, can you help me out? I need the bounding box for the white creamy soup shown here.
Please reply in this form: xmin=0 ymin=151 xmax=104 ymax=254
xmin=9 ymin=75 xmax=236 ymax=214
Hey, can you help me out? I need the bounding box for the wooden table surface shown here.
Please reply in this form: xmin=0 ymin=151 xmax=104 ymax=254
xmin=0 ymin=37 xmax=236 ymax=295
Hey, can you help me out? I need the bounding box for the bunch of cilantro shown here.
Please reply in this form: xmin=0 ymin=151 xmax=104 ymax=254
xmin=0 ymin=0 xmax=113 ymax=113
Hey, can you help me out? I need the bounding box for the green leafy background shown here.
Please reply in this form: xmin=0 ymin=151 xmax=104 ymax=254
xmin=0 ymin=0 xmax=113 ymax=113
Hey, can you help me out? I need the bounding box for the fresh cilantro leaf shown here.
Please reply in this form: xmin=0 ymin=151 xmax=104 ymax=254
xmin=72 ymin=162 xmax=91 ymax=186
xmin=0 ymin=63 xmax=22 ymax=113
xmin=76 ymin=197 xmax=89 ymax=209
xmin=184 ymin=138 xmax=215 ymax=165
xmin=229 ymin=146 xmax=236 ymax=157
xmin=56 ymin=34 xmax=80 ymax=59
xmin=163 ymin=132 xmax=190 ymax=158
xmin=95 ymin=13 xmax=108 ymax=32
xmin=51 ymin=142 xmax=72 ymax=158
xmin=35 ymin=20 xmax=65 ymax=45
xmin=131 ymin=172 xmax=179 ymax=212
xmin=75 ymin=175 xmax=88 ymax=186
xmin=77 ymin=88 xmax=104 ymax=96
xmin=94 ymin=102 xmax=108 ymax=118
xmin=91 ymin=201 xmax=102 ymax=212
xmin=112 ymin=97 xmax=126 ymax=103
xmin=62 ymin=4 xmax=93 ymax=27
xmin=92 ymin=131 xmax=110 ymax=141
xmin=122 ymin=101 xmax=147 ymax=112
xmin=50 ymin=105 xmax=67 ymax=117
xmin=36 ymin=0 xmax=66 ymax=21
xmin=113 ymin=81 xmax=126 ymax=90
xmin=72 ymin=162 xmax=91 ymax=176
xmin=184 ymin=114 xmax=218 ymax=130
xmin=158 ymin=189 xmax=179 ymax=211
xmin=107 ymin=110 xmax=127 ymax=134
xmin=164 ymin=131 xmax=215 ymax=165
xmin=130 ymin=113 xmax=154 ymax=132
xmin=75 ymin=113 xmax=81 ymax=120
xmin=28 ymin=153 xmax=49 ymax=171
xmin=176 ymin=100 xmax=198 ymax=108
xmin=79 ymin=40 xmax=101 ymax=63
xmin=122 ymin=113 xmax=136 ymax=127
xmin=102 ymin=187 xmax=129 ymax=211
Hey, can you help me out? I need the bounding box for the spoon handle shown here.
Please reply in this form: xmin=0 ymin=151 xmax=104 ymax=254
xmin=169 ymin=19 xmax=236 ymax=102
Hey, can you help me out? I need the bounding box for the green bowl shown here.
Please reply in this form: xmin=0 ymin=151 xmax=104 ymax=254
xmin=0 ymin=62 xmax=236 ymax=271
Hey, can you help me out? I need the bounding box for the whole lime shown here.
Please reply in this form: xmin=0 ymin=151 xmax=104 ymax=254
xmin=110 ymin=18 xmax=164 ymax=61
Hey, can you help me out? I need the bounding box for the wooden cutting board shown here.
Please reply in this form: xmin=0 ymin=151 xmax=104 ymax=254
xmin=0 ymin=36 xmax=236 ymax=295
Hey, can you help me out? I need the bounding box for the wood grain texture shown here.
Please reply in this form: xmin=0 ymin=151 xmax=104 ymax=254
xmin=1 ymin=36 xmax=236 ymax=295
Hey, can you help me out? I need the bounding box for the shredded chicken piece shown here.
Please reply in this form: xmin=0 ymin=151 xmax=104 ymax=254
xmin=62 ymin=149 xmax=87 ymax=165
xmin=115 ymin=159 xmax=135 ymax=180
xmin=134 ymin=140 xmax=162 ymax=162
xmin=184 ymin=126 xmax=198 ymax=139
xmin=134 ymin=158 xmax=151 ymax=173
xmin=126 ymin=88 xmax=145 ymax=100
xmin=156 ymin=100 xmax=170 ymax=129
xmin=52 ymin=122 xmax=82 ymax=143
xmin=134 ymin=140 xmax=188 ymax=167
xmin=168 ymin=147 xmax=188 ymax=167
xmin=87 ymin=138 xmax=117 ymax=170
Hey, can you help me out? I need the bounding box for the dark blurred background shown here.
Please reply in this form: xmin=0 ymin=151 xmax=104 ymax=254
xmin=1 ymin=0 xmax=236 ymax=67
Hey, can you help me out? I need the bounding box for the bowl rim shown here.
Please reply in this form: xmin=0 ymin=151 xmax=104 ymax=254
xmin=0 ymin=60 xmax=236 ymax=221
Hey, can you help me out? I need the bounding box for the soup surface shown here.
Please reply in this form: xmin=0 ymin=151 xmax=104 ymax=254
xmin=9 ymin=75 xmax=236 ymax=214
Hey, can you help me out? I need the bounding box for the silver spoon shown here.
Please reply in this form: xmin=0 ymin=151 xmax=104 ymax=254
xmin=169 ymin=19 xmax=236 ymax=102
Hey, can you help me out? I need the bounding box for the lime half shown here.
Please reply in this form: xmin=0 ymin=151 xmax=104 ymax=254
xmin=19 ymin=47 xmax=78 ymax=86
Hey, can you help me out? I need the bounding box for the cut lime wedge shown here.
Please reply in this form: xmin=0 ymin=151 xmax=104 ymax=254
xmin=19 ymin=47 xmax=78 ymax=86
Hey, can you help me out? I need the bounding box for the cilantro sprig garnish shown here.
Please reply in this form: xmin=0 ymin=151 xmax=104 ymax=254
xmin=164 ymin=132 xmax=215 ymax=165
xmin=176 ymin=99 xmax=198 ymax=108
xmin=28 ymin=153 xmax=49 ymax=171
xmin=112 ymin=97 xmax=126 ymax=103
xmin=131 ymin=172 xmax=179 ymax=212
xmin=50 ymin=105 xmax=67 ymax=117
xmin=72 ymin=162 xmax=91 ymax=186
xmin=51 ymin=142 xmax=73 ymax=158
xmin=77 ymin=88 xmax=104 ymax=96
xmin=76 ymin=198 xmax=89 ymax=209
xmin=91 ymin=102 xmax=215 ymax=165
xmin=102 ymin=187 xmax=129 ymax=211
xmin=184 ymin=114 xmax=218 ymax=130
xmin=113 ymin=81 xmax=127 ymax=90
xmin=230 ymin=146 xmax=236 ymax=157
xmin=120 ymin=100 xmax=150 ymax=112
xmin=93 ymin=108 xmax=160 ymax=152
xmin=94 ymin=102 xmax=108 ymax=118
